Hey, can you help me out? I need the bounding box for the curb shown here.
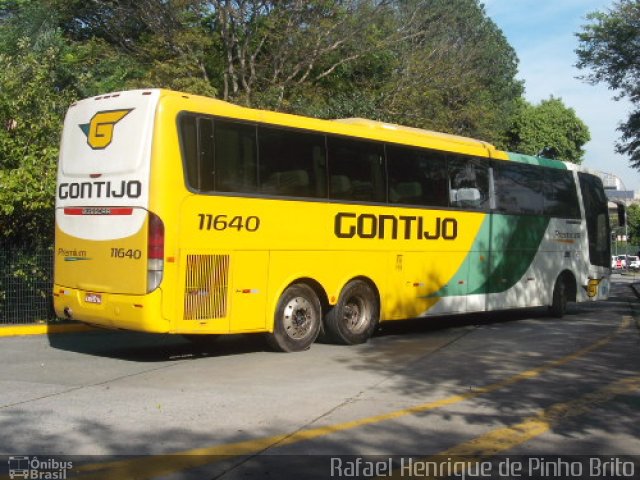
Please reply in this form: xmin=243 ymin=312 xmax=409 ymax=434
xmin=0 ymin=323 xmax=97 ymax=337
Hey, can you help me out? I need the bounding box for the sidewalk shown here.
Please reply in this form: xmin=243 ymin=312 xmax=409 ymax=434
xmin=617 ymin=270 xmax=640 ymax=297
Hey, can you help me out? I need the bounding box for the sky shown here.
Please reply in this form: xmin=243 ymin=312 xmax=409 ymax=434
xmin=483 ymin=0 xmax=638 ymax=193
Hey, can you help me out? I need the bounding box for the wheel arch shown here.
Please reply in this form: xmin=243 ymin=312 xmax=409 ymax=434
xmin=295 ymin=277 xmax=331 ymax=317
xmin=555 ymin=269 xmax=577 ymax=303
xmin=323 ymin=274 xmax=382 ymax=345
xmin=342 ymin=275 xmax=381 ymax=312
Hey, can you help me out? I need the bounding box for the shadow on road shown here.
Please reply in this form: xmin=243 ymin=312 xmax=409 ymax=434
xmin=17 ymin=278 xmax=638 ymax=463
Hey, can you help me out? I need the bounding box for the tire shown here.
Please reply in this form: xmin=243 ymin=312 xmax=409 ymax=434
xmin=267 ymin=283 xmax=321 ymax=352
xmin=549 ymin=275 xmax=568 ymax=318
xmin=324 ymin=280 xmax=379 ymax=345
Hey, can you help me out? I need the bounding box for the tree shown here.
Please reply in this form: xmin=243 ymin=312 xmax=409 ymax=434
xmin=0 ymin=0 xmax=565 ymax=248
xmin=0 ymin=20 xmax=75 ymax=248
xmin=50 ymin=0 xmax=217 ymax=96
xmin=576 ymin=0 xmax=640 ymax=169
xmin=380 ymin=0 xmax=523 ymax=144
xmin=626 ymin=203 xmax=640 ymax=246
xmin=205 ymin=0 xmax=414 ymax=108
xmin=503 ymin=97 xmax=590 ymax=163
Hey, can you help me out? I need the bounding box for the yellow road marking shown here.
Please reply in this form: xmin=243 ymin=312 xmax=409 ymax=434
xmin=391 ymin=374 xmax=640 ymax=479
xmin=65 ymin=316 xmax=631 ymax=479
xmin=0 ymin=323 xmax=95 ymax=337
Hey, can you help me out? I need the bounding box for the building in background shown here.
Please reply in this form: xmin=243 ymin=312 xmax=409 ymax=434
xmin=598 ymin=171 xmax=637 ymax=204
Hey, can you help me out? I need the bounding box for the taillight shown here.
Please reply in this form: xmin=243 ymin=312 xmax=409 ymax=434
xmin=147 ymin=211 xmax=164 ymax=292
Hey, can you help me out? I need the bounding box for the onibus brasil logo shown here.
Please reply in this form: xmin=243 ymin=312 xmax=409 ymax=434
xmin=79 ymin=109 xmax=133 ymax=150
xmin=8 ymin=456 xmax=73 ymax=479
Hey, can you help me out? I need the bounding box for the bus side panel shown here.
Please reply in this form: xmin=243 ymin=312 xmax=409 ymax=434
xmin=230 ymin=251 xmax=269 ymax=332
xmin=173 ymin=194 xmax=487 ymax=332
xmin=387 ymin=251 xmax=469 ymax=318
xmin=171 ymin=249 xmax=269 ymax=334
xmin=266 ymin=250 xmax=389 ymax=329
xmin=483 ymin=216 xmax=586 ymax=311
xmin=484 ymin=214 xmax=550 ymax=310
xmin=402 ymin=212 xmax=488 ymax=317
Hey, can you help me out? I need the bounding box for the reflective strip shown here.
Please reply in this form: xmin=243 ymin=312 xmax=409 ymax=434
xmin=64 ymin=207 xmax=134 ymax=215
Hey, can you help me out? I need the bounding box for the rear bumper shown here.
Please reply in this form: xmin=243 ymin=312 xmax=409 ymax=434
xmin=53 ymin=285 xmax=169 ymax=333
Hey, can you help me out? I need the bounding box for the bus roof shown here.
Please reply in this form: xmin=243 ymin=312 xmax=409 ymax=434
xmin=156 ymin=89 xmax=507 ymax=160
xmin=115 ymin=89 xmax=583 ymax=169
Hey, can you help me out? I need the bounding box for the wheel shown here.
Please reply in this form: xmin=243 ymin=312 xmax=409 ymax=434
xmin=267 ymin=283 xmax=321 ymax=352
xmin=549 ymin=275 xmax=568 ymax=318
xmin=324 ymin=280 xmax=379 ymax=345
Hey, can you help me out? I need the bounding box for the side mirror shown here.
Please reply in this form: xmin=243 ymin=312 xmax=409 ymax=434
xmin=618 ymin=203 xmax=626 ymax=227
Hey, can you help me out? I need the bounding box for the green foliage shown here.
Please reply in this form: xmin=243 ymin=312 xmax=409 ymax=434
xmin=626 ymin=203 xmax=640 ymax=245
xmin=576 ymin=0 xmax=640 ymax=169
xmin=380 ymin=0 xmax=523 ymax=143
xmin=0 ymin=0 xmax=593 ymax=251
xmin=0 ymin=30 xmax=75 ymax=248
xmin=503 ymin=97 xmax=590 ymax=164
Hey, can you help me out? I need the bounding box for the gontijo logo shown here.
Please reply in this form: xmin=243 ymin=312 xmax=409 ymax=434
xmin=79 ymin=109 xmax=133 ymax=150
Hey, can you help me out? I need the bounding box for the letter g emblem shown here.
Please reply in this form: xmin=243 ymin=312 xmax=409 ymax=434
xmin=79 ymin=109 xmax=133 ymax=150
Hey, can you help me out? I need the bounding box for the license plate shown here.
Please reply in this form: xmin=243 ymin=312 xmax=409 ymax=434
xmin=85 ymin=293 xmax=102 ymax=304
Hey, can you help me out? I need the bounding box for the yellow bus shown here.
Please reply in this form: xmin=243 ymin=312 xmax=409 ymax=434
xmin=53 ymin=89 xmax=612 ymax=351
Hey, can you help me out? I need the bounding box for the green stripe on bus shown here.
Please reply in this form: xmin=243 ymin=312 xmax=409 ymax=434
xmin=506 ymin=152 xmax=567 ymax=169
xmin=473 ymin=215 xmax=550 ymax=294
xmin=427 ymin=214 xmax=550 ymax=298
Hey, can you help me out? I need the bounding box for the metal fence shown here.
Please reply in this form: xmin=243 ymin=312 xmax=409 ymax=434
xmin=0 ymin=248 xmax=57 ymax=324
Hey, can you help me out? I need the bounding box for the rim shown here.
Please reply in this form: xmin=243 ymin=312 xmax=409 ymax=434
xmin=342 ymin=295 xmax=370 ymax=334
xmin=282 ymin=296 xmax=316 ymax=340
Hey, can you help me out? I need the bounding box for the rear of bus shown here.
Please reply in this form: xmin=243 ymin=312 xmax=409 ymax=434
xmin=53 ymin=90 xmax=166 ymax=331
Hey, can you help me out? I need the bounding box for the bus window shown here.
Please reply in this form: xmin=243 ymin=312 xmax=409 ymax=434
xmin=448 ymin=156 xmax=489 ymax=210
xmin=328 ymin=136 xmax=385 ymax=203
xmin=493 ymin=162 xmax=544 ymax=215
xmin=578 ymin=172 xmax=610 ymax=268
xmin=214 ymin=120 xmax=258 ymax=194
xmin=179 ymin=115 xmax=216 ymax=192
xmin=258 ymin=126 xmax=327 ymax=198
xmin=544 ymin=169 xmax=580 ymax=219
xmin=179 ymin=114 xmax=199 ymax=190
xmin=180 ymin=116 xmax=258 ymax=194
xmin=198 ymin=118 xmax=215 ymax=192
xmin=387 ymin=144 xmax=448 ymax=207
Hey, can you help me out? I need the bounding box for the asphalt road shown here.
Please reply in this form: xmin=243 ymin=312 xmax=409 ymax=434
xmin=1 ymin=275 xmax=639 ymax=479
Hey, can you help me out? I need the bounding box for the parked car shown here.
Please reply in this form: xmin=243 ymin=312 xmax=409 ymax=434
xmin=627 ymin=256 xmax=640 ymax=270
xmin=614 ymin=255 xmax=627 ymax=269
